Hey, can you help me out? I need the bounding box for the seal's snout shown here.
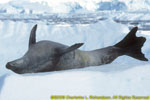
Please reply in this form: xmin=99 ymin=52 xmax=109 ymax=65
xmin=6 ymin=62 xmax=23 ymax=74
xmin=6 ymin=62 xmax=12 ymax=69
xmin=6 ymin=62 xmax=16 ymax=69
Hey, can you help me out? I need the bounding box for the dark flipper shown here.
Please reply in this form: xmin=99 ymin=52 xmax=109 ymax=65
xmin=114 ymin=27 xmax=148 ymax=61
xmin=61 ymin=43 xmax=84 ymax=55
xmin=29 ymin=24 xmax=37 ymax=48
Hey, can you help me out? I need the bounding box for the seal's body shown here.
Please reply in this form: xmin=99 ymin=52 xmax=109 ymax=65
xmin=56 ymin=46 xmax=122 ymax=71
xmin=6 ymin=25 xmax=148 ymax=74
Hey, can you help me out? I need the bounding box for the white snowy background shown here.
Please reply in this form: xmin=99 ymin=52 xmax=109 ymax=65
xmin=0 ymin=0 xmax=150 ymax=100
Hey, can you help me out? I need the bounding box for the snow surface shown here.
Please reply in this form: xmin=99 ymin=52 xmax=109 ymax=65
xmin=0 ymin=0 xmax=150 ymax=100
xmin=0 ymin=64 xmax=150 ymax=100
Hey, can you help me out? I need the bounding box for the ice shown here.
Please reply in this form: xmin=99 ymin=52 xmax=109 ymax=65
xmin=0 ymin=0 xmax=150 ymax=14
xmin=97 ymin=1 xmax=127 ymax=11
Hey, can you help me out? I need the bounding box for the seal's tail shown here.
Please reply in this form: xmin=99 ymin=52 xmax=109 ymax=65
xmin=114 ymin=27 xmax=148 ymax=61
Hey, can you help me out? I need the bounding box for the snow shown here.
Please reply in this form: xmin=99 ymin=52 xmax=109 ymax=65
xmin=0 ymin=64 xmax=150 ymax=100
xmin=0 ymin=0 xmax=150 ymax=100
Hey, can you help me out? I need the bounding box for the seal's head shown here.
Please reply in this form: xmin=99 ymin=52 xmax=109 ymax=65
xmin=6 ymin=44 xmax=61 ymax=74
xmin=6 ymin=58 xmax=26 ymax=74
xmin=6 ymin=25 xmax=83 ymax=74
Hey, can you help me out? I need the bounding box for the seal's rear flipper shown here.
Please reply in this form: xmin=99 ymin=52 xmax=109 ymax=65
xmin=114 ymin=27 xmax=148 ymax=61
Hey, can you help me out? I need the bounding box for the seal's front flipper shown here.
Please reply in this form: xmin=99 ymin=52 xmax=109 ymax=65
xmin=62 ymin=43 xmax=84 ymax=55
xmin=29 ymin=24 xmax=37 ymax=48
xmin=114 ymin=27 xmax=148 ymax=61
